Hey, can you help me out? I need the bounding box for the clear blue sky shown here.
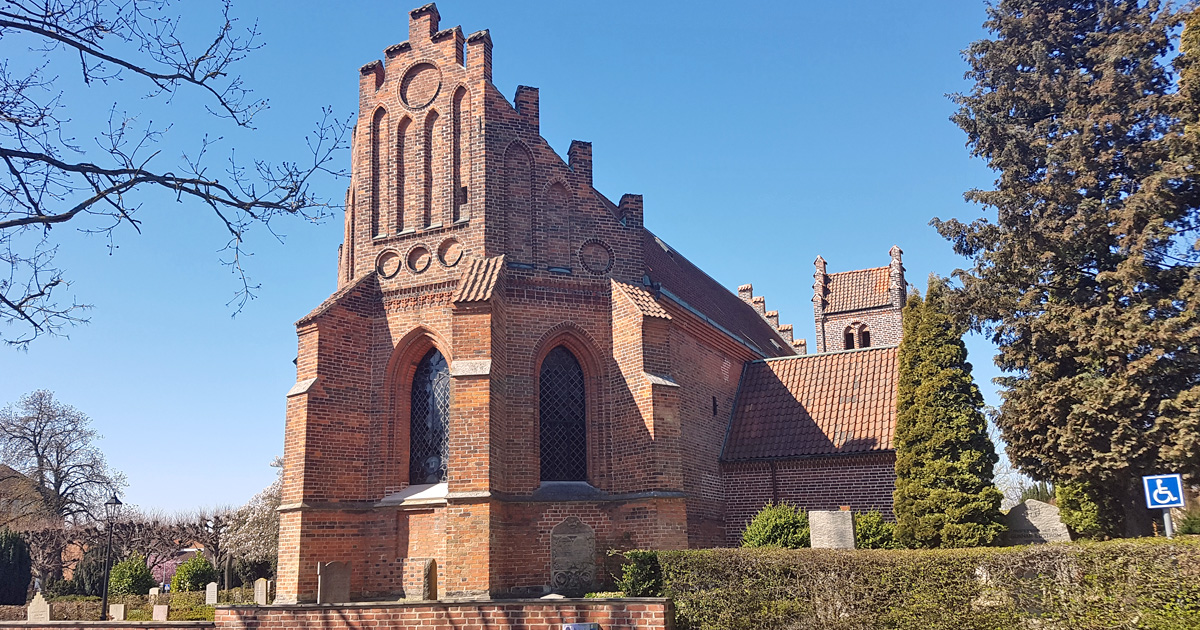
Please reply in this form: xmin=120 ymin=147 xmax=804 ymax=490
xmin=0 ymin=0 xmax=998 ymax=512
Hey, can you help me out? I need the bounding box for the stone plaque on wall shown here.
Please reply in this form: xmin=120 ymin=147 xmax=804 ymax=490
xmin=317 ymin=561 xmax=351 ymax=604
xmin=1004 ymin=499 xmax=1071 ymax=545
xmin=550 ymin=517 xmax=596 ymax=597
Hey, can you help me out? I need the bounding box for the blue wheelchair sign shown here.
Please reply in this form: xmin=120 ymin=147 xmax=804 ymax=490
xmin=1143 ymin=474 xmax=1185 ymax=509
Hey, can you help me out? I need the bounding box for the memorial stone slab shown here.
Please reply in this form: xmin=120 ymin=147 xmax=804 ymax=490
xmin=148 ymin=587 xmax=160 ymax=605
xmin=810 ymin=510 xmax=856 ymax=549
xmin=26 ymin=592 xmax=50 ymax=622
xmin=205 ymin=581 xmax=218 ymax=605
xmin=550 ymin=517 xmax=596 ymax=596
xmin=152 ymin=605 xmax=169 ymax=621
xmin=317 ymin=561 xmax=351 ymax=604
xmin=109 ymin=604 xmax=126 ymax=621
xmin=1004 ymin=499 xmax=1072 ymax=545
xmin=402 ymin=558 xmax=438 ymax=601
xmin=254 ymin=578 xmax=270 ymax=605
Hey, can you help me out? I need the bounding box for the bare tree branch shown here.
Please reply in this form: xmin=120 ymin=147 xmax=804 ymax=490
xmin=0 ymin=0 xmax=351 ymax=348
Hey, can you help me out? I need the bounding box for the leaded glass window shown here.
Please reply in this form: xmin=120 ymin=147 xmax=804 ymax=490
xmin=410 ymin=348 xmax=450 ymax=484
xmin=540 ymin=346 xmax=586 ymax=481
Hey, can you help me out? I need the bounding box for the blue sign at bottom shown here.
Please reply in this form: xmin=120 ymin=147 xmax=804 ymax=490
xmin=1143 ymin=474 xmax=1185 ymax=509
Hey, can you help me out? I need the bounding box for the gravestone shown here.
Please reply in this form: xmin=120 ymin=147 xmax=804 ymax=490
xmin=253 ymin=578 xmax=270 ymax=605
xmin=402 ymin=558 xmax=438 ymax=601
xmin=205 ymin=581 xmax=218 ymax=605
xmin=316 ymin=561 xmax=351 ymax=604
xmin=550 ymin=517 xmax=596 ymax=596
xmin=109 ymin=604 xmax=126 ymax=621
xmin=1004 ymin=499 xmax=1071 ymax=545
xmin=810 ymin=510 xmax=856 ymax=549
xmin=152 ymin=605 xmax=169 ymax=621
xmin=148 ymin=587 xmax=160 ymax=605
xmin=26 ymin=592 xmax=50 ymax=622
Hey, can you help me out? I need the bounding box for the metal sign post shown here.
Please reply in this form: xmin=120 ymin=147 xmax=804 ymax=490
xmin=1142 ymin=474 xmax=1185 ymax=538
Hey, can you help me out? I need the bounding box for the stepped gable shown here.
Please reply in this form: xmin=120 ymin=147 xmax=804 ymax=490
xmin=642 ymin=229 xmax=794 ymax=359
xmin=723 ymin=346 xmax=898 ymax=461
xmin=826 ymin=266 xmax=891 ymax=313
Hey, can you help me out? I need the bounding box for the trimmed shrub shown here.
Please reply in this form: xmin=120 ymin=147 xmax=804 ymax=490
xmin=1056 ymin=481 xmax=1108 ymax=540
xmin=170 ymin=554 xmax=217 ymax=592
xmin=0 ymin=528 xmax=32 ymax=605
xmin=741 ymin=503 xmax=809 ymax=548
xmin=625 ymin=538 xmax=1200 ymax=630
xmin=854 ymin=511 xmax=898 ymax=549
xmin=613 ymin=550 xmax=662 ymax=597
xmin=109 ymin=553 xmax=156 ymax=596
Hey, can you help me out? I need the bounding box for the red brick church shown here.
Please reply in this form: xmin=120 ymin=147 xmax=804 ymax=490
xmin=276 ymin=4 xmax=903 ymax=603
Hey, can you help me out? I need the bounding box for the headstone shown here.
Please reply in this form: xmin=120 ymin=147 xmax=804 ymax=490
xmin=152 ymin=604 xmax=169 ymax=621
xmin=810 ymin=510 xmax=856 ymax=549
xmin=26 ymin=592 xmax=50 ymax=622
xmin=205 ymin=581 xmax=218 ymax=605
xmin=550 ymin=517 xmax=596 ymax=597
xmin=253 ymin=578 xmax=270 ymax=605
xmin=1004 ymin=499 xmax=1071 ymax=545
xmin=109 ymin=604 xmax=126 ymax=621
xmin=148 ymin=586 xmax=160 ymax=605
xmin=402 ymin=558 xmax=438 ymax=601
xmin=316 ymin=561 xmax=351 ymax=604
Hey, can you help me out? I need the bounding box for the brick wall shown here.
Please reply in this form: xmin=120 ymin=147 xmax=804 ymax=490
xmin=215 ymin=600 xmax=673 ymax=630
xmin=721 ymin=452 xmax=897 ymax=546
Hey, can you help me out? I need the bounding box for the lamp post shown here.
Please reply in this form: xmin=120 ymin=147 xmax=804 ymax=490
xmin=99 ymin=495 xmax=122 ymax=621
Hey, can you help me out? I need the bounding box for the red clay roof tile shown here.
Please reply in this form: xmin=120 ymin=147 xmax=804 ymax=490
xmin=825 ymin=266 xmax=891 ymax=313
xmin=723 ymin=346 xmax=897 ymax=460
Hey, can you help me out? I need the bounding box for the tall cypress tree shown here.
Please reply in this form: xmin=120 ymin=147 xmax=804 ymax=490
xmin=0 ymin=528 xmax=32 ymax=605
xmin=936 ymin=0 xmax=1199 ymax=536
xmin=893 ymin=278 xmax=1005 ymax=548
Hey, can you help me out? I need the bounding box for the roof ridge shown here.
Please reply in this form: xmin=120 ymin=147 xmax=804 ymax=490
xmin=826 ymin=265 xmax=889 ymax=276
xmin=753 ymin=344 xmax=898 ymax=363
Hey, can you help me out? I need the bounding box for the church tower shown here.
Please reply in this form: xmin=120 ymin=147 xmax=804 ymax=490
xmin=812 ymin=246 xmax=906 ymax=353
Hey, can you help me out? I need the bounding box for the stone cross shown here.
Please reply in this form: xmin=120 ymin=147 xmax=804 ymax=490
xmin=253 ymin=578 xmax=270 ymax=605
xmin=26 ymin=592 xmax=50 ymax=622
xmin=205 ymin=581 xmax=218 ymax=605
xmin=809 ymin=510 xmax=856 ymax=549
xmin=1004 ymin=499 xmax=1071 ymax=545
xmin=109 ymin=603 xmax=126 ymax=621
xmin=316 ymin=561 xmax=351 ymax=604
xmin=152 ymin=604 xmax=170 ymax=621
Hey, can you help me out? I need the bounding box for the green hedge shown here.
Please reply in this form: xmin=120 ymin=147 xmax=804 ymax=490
xmin=618 ymin=538 xmax=1200 ymax=630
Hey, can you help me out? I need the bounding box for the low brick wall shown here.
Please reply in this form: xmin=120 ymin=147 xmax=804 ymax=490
xmin=0 ymin=619 xmax=211 ymax=624
xmin=216 ymin=599 xmax=673 ymax=630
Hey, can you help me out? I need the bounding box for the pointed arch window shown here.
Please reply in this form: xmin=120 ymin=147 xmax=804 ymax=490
xmin=844 ymin=326 xmax=856 ymax=350
xmin=539 ymin=346 xmax=586 ymax=482
xmin=410 ymin=348 xmax=450 ymax=484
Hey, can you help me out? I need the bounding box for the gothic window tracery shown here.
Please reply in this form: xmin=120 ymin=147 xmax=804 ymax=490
xmin=539 ymin=346 xmax=586 ymax=482
xmin=410 ymin=348 xmax=450 ymax=485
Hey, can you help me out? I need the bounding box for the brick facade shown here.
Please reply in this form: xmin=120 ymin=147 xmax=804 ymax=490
xmin=279 ymin=3 xmax=903 ymax=603
xmin=721 ymin=453 xmax=898 ymax=546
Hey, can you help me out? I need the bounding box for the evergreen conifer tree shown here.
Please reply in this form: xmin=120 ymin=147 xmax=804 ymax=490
xmin=936 ymin=0 xmax=1199 ymax=536
xmin=0 ymin=528 xmax=32 ymax=605
xmin=893 ymin=279 xmax=1005 ymax=548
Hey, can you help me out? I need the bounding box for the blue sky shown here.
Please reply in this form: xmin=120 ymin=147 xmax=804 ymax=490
xmin=0 ymin=1 xmax=999 ymax=512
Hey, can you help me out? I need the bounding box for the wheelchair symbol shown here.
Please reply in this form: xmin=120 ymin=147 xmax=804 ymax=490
xmin=1152 ymin=480 xmax=1178 ymax=505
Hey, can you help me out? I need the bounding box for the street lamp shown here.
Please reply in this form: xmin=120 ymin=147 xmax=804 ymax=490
xmin=99 ymin=495 xmax=122 ymax=621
